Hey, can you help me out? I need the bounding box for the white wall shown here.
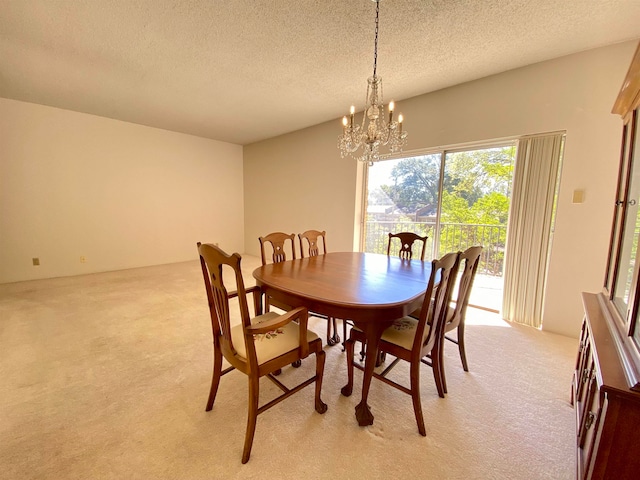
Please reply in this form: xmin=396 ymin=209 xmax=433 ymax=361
xmin=244 ymin=40 xmax=638 ymax=338
xmin=0 ymin=98 xmax=244 ymax=283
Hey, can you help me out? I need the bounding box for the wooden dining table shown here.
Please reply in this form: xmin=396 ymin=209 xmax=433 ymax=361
xmin=252 ymin=251 xmax=432 ymax=427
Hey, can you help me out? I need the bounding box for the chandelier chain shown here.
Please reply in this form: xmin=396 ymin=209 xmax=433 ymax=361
xmin=373 ymin=0 xmax=379 ymax=77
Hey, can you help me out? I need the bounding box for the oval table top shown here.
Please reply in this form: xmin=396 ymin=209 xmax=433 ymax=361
xmin=252 ymin=251 xmax=431 ymax=322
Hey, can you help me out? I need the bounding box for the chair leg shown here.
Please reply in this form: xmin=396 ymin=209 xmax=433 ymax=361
xmin=341 ymin=338 xmax=355 ymax=397
xmin=410 ymin=359 xmax=426 ymax=436
xmin=431 ymin=340 xmax=446 ymax=399
xmin=361 ymin=338 xmax=385 ymax=367
xmin=206 ymin=345 xmax=223 ymax=411
xmin=376 ymin=351 xmax=386 ymax=367
xmin=242 ymin=376 xmax=260 ymax=464
xmin=438 ymin=334 xmax=448 ymax=395
xmin=314 ymin=349 xmax=328 ymax=413
xmin=342 ymin=319 xmax=348 ymax=352
xmin=458 ymin=324 xmax=469 ymax=372
xmin=326 ymin=317 xmax=340 ymax=346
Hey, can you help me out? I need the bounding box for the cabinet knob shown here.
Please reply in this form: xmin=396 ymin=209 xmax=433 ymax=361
xmin=585 ymin=411 xmax=596 ymax=430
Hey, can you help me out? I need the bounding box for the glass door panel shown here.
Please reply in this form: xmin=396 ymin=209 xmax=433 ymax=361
xmin=614 ymin=113 xmax=640 ymax=319
xmin=629 ymin=113 xmax=640 ymax=345
xmin=364 ymin=154 xmax=442 ymax=258
xmin=441 ymin=146 xmax=515 ymax=311
xmin=605 ymin=122 xmax=632 ymax=296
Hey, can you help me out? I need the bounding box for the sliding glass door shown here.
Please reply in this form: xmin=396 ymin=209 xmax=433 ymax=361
xmin=362 ymin=143 xmax=516 ymax=311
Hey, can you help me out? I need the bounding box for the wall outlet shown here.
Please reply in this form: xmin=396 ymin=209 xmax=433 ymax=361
xmin=32 ymin=257 xmax=40 ymax=266
xmin=80 ymin=256 xmax=86 ymax=263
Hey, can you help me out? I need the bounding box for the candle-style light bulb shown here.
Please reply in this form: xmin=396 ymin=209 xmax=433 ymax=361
xmin=388 ymin=101 xmax=394 ymax=123
xmin=398 ymin=114 xmax=403 ymax=133
xmin=349 ymin=105 xmax=355 ymax=127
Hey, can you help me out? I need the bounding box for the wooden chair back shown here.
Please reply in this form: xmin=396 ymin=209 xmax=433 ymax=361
xmin=387 ymin=232 xmax=428 ymax=260
xmin=197 ymin=242 xmax=258 ymax=370
xmin=298 ymin=230 xmax=342 ymax=345
xmin=446 ymin=245 xmax=483 ymax=332
xmin=414 ymin=251 xmax=460 ymax=353
xmin=259 ymin=232 xmax=296 ymax=265
xmin=299 ymin=230 xmax=327 ymax=257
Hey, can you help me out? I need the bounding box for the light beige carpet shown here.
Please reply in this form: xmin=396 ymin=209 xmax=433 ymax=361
xmin=0 ymin=256 xmax=578 ymax=479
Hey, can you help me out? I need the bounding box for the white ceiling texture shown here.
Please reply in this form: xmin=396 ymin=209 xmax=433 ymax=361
xmin=1 ymin=0 xmax=640 ymax=145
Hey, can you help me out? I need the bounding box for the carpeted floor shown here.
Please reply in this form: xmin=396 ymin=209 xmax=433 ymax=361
xmin=0 ymin=256 xmax=578 ymax=479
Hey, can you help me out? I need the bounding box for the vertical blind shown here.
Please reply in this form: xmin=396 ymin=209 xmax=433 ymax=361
xmin=502 ymin=133 xmax=564 ymax=328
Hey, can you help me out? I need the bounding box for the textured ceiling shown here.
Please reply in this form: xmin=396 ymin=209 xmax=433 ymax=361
xmin=1 ymin=0 xmax=640 ymax=145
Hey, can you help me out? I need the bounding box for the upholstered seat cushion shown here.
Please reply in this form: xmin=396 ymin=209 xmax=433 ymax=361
xmin=353 ymin=316 xmax=431 ymax=351
xmin=231 ymin=312 xmax=319 ymax=364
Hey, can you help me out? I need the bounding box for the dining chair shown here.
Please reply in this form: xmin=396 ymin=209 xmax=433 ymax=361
xmin=259 ymin=231 xmax=296 ymax=266
xmin=387 ymin=231 xmax=429 ymax=261
xmin=298 ymin=229 xmax=327 ymax=258
xmin=258 ymin=232 xmax=296 ymax=313
xmin=298 ymin=229 xmax=343 ymax=347
xmin=387 ymin=231 xmax=429 ymax=325
xmin=343 ymin=251 xmax=460 ymax=436
xmin=197 ymin=242 xmax=327 ymax=463
xmin=439 ymin=245 xmax=483 ymax=393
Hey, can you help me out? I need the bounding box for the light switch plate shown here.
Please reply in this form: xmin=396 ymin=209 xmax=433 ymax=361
xmin=572 ymin=189 xmax=585 ymax=204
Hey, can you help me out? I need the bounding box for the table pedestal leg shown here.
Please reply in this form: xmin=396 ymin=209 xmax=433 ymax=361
xmin=353 ymin=321 xmax=386 ymax=427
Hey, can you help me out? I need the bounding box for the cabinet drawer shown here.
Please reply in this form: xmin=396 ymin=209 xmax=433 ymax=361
xmin=578 ymin=394 xmax=604 ymax=480
xmin=578 ymin=367 xmax=598 ymax=448
xmin=575 ymin=356 xmax=595 ymax=436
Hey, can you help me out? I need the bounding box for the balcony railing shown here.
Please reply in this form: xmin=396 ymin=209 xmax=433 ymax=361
xmin=364 ymin=221 xmax=506 ymax=276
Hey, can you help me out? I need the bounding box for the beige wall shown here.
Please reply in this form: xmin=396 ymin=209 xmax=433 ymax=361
xmin=243 ymin=120 xmax=360 ymax=256
xmin=244 ymin=40 xmax=638 ymax=337
xmin=0 ymin=98 xmax=244 ymax=283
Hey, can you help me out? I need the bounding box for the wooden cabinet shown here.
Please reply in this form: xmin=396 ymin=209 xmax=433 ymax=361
xmin=573 ymin=294 xmax=640 ymax=479
xmin=572 ymin=42 xmax=640 ymax=480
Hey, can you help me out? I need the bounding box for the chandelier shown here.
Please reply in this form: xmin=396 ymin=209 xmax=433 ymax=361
xmin=338 ymin=0 xmax=407 ymax=165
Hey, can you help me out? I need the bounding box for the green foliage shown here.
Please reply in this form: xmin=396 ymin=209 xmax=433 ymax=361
xmin=469 ymin=192 xmax=510 ymax=225
xmin=444 ymin=147 xmax=514 ymax=203
xmin=440 ymin=191 xmax=473 ymax=223
xmin=380 ymin=155 xmax=441 ymax=214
